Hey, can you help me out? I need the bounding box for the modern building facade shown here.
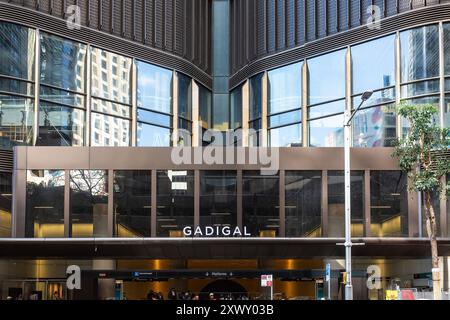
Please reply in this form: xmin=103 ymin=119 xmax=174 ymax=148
xmin=0 ymin=0 xmax=449 ymax=300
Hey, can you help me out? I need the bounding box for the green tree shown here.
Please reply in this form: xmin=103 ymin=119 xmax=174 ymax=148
xmin=392 ymin=104 xmax=449 ymax=300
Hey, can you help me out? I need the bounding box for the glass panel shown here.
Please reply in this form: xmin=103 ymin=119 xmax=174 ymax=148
xmin=400 ymin=25 xmax=439 ymax=83
xmin=91 ymin=48 xmax=131 ymax=104
xmin=230 ymin=85 xmax=242 ymax=129
xmin=0 ymin=22 xmax=35 ymax=80
xmin=0 ymin=78 xmax=34 ymax=96
xmin=40 ymin=33 xmax=86 ymax=92
xmin=114 ymin=171 xmax=151 ymax=237
xmin=352 ymin=35 xmax=396 ymax=94
xmin=26 ymin=170 xmax=65 ymax=238
xmin=0 ymin=95 xmax=34 ymax=147
xmin=243 ymin=171 xmax=279 ymax=237
xmin=40 ymin=86 xmax=84 ymax=108
xmin=309 ymin=113 xmax=344 ymax=147
xmin=352 ymin=88 xmax=395 ymax=109
xmin=0 ymin=172 xmax=12 ymax=237
xmin=137 ymin=108 xmax=171 ymax=127
xmin=308 ymin=49 xmax=346 ymax=105
xmin=92 ymin=98 xmax=130 ymax=118
xmin=200 ymin=171 xmax=237 ymax=229
xmin=70 ymin=170 xmax=108 ymax=238
xmin=400 ymin=80 xmax=440 ymax=98
xmin=90 ymin=112 xmax=130 ymax=147
xmin=370 ymin=171 xmax=408 ymax=237
xmin=37 ymin=103 xmax=84 ymax=146
xmin=249 ymin=73 xmax=263 ymax=120
xmin=177 ymin=73 xmax=192 ymax=120
xmin=444 ymin=95 xmax=450 ymax=128
xmin=268 ymin=62 xmax=302 ymax=114
xmin=137 ymin=122 xmax=171 ymax=146
xmin=308 ymin=100 xmax=345 ymax=119
xmin=328 ymin=171 xmax=364 ymax=237
xmin=353 ymin=104 xmax=397 ymax=147
xmin=136 ymin=61 xmax=172 ymax=113
xmin=285 ymin=171 xmax=322 ymax=237
xmin=249 ymin=119 xmax=262 ymax=147
xmin=401 ymin=96 xmax=440 ymax=137
xmin=199 ymin=85 xmax=212 ymax=129
xmin=269 ymin=109 xmax=301 ymax=128
xmin=157 ymin=170 xmax=195 ymax=237
xmin=269 ymin=123 xmax=302 ymax=147
xmin=444 ymin=23 xmax=450 ymax=76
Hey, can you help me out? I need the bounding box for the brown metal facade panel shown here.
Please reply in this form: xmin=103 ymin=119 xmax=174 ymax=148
xmin=0 ymin=0 xmax=212 ymax=87
xmin=229 ymin=1 xmax=450 ymax=88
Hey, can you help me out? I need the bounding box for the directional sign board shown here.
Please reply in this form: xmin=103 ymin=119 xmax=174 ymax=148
xmin=261 ymin=274 xmax=273 ymax=287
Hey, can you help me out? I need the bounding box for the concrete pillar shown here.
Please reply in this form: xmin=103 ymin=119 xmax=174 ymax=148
xmin=93 ymin=260 xmax=115 ymax=300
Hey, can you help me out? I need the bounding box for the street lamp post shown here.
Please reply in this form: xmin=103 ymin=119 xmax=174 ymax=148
xmin=343 ymin=90 xmax=373 ymax=301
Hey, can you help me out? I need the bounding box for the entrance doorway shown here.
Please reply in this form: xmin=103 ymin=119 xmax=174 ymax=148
xmin=200 ymin=280 xmax=248 ymax=300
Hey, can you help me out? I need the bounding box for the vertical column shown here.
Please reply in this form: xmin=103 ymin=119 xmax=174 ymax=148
xmin=33 ymin=29 xmax=40 ymax=146
xmin=237 ymin=170 xmax=243 ymax=230
xmin=345 ymin=46 xmax=353 ymax=147
xmin=439 ymin=22 xmax=445 ymax=129
xmin=107 ymin=169 xmax=114 ymax=237
xmin=322 ymin=170 xmax=328 ymax=237
xmin=86 ymin=44 xmax=92 ymax=146
xmin=92 ymin=260 xmax=116 ymax=300
xmin=64 ymin=170 xmax=71 ymax=237
xmin=12 ymin=168 xmax=27 ymax=238
xmin=172 ymin=71 xmax=179 ymax=146
xmin=194 ymin=170 xmax=200 ymax=228
xmin=279 ymin=170 xmax=286 ymax=237
xmin=192 ymin=80 xmax=200 ymax=147
xmin=131 ymin=59 xmax=138 ymax=146
xmin=242 ymin=80 xmax=249 ymax=147
xmin=302 ymin=62 xmax=308 ymax=147
xmin=261 ymin=72 xmax=268 ymax=147
xmin=151 ymin=169 xmax=157 ymax=237
xmin=407 ymin=175 xmax=419 ymax=237
xmin=395 ymin=32 xmax=402 ymax=139
xmin=364 ymin=170 xmax=371 ymax=237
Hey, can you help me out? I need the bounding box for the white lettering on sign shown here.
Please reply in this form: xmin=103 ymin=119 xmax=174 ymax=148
xmin=183 ymin=226 xmax=251 ymax=237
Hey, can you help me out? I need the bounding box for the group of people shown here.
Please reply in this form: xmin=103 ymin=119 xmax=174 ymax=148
xmin=148 ymin=288 xmax=250 ymax=301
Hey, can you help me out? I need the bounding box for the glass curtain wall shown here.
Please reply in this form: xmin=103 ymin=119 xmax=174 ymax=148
xmin=114 ymin=171 xmax=151 ymax=237
xmin=242 ymin=171 xmax=279 ymax=237
xmin=229 ymin=84 xmax=242 ymax=146
xmin=38 ymin=33 xmax=86 ymax=146
xmin=199 ymin=84 xmax=213 ymax=146
xmin=136 ymin=62 xmax=173 ymax=147
xmin=70 ymin=170 xmax=108 ymax=237
xmin=351 ymin=35 xmax=397 ymax=147
xmin=285 ymin=171 xmax=322 ymax=237
xmin=307 ymin=49 xmax=346 ymax=147
xmin=0 ymin=22 xmax=35 ymax=148
xmin=90 ymin=48 xmax=131 ymax=146
xmin=268 ymin=62 xmax=302 ymax=147
xmin=26 ymin=170 xmax=65 ymax=238
xmin=442 ymin=23 xmax=450 ymax=127
xmin=249 ymin=73 xmax=263 ymax=146
xmin=177 ymin=73 xmax=192 ymax=146
xmin=156 ymin=170 xmax=195 ymax=237
xmin=200 ymin=171 xmax=237 ymax=228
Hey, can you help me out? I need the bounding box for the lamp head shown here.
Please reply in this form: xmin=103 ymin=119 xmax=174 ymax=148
xmin=361 ymin=90 xmax=374 ymax=102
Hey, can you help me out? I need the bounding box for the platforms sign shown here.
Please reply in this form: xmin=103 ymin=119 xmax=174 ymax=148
xmin=261 ymin=274 xmax=273 ymax=287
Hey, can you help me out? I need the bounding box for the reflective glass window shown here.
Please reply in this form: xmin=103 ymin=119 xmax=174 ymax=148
xmin=177 ymin=73 xmax=192 ymax=120
xmin=400 ymin=25 xmax=439 ymax=83
xmin=137 ymin=109 xmax=171 ymax=128
xmin=40 ymin=86 xmax=84 ymax=108
xmin=309 ymin=114 xmax=344 ymax=147
xmin=199 ymin=85 xmax=212 ymax=130
xmin=352 ymin=35 xmax=396 ymax=94
xmin=249 ymin=73 xmax=263 ymax=120
xmin=37 ymin=103 xmax=84 ymax=146
xmin=114 ymin=171 xmax=151 ymax=237
xmin=137 ymin=61 xmax=172 ymax=113
xmin=0 ymin=95 xmax=34 ymax=147
xmin=70 ymin=170 xmax=108 ymax=238
xmin=0 ymin=22 xmax=35 ymax=80
xmin=200 ymin=171 xmax=237 ymax=229
xmin=40 ymin=33 xmax=86 ymax=92
xmin=0 ymin=172 xmax=12 ymax=237
xmin=444 ymin=23 xmax=450 ymax=76
xmin=308 ymin=100 xmax=345 ymax=120
xmin=353 ymin=104 xmax=397 ymax=147
xmin=269 ymin=123 xmax=301 ymax=147
xmin=92 ymin=98 xmax=130 ymax=119
xmin=401 ymin=96 xmax=440 ymax=136
xmin=401 ymin=80 xmax=440 ymax=98
xmin=243 ymin=171 xmax=279 ymax=237
xmin=328 ymin=171 xmax=364 ymax=237
xmin=285 ymin=171 xmax=322 ymax=237
xmin=26 ymin=170 xmax=65 ymax=238
xmin=137 ymin=122 xmax=171 ymax=147
xmin=230 ymin=85 xmax=242 ymax=130
xmin=90 ymin=112 xmax=130 ymax=147
xmin=157 ymin=170 xmax=194 ymax=237
xmin=268 ymin=62 xmax=302 ymax=114
xmin=308 ymin=49 xmax=346 ymax=105
xmin=91 ymin=48 xmax=131 ymax=104
xmin=370 ymin=171 xmax=408 ymax=237
xmin=444 ymin=95 xmax=450 ymax=128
